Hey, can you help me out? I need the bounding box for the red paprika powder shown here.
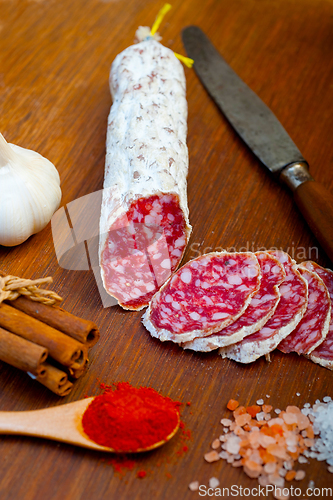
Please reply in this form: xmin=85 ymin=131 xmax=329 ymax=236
xmin=137 ymin=470 xmax=147 ymax=479
xmin=82 ymin=382 xmax=180 ymax=452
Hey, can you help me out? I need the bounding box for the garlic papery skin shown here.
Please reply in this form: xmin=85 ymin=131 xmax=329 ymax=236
xmin=0 ymin=133 xmax=62 ymax=246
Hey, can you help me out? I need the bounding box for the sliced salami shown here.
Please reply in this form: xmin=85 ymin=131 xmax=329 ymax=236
xmin=182 ymin=251 xmax=285 ymax=351
xmin=278 ymin=266 xmax=330 ymax=355
xmin=220 ymin=250 xmax=308 ymax=363
xmin=99 ymin=40 xmax=191 ymax=310
xmin=301 ymin=261 xmax=333 ymax=370
xmin=142 ymin=252 xmax=261 ymax=343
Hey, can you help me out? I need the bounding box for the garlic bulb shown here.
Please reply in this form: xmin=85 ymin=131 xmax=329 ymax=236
xmin=0 ymin=133 xmax=62 ymax=246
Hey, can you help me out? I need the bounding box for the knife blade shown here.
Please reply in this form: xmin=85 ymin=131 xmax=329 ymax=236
xmin=182 ymin=25 xmax=333 ymax=262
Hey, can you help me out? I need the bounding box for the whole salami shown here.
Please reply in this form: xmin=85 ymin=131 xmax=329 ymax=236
xmin=99 ymin=39 xmax=191 ymax=310
xmin=142 ymin=252 xmax=261 ymax=343
xmin=278 ymin=266 xmax=330 ymax=355
xmin=301 ymin=261 xmax=333 ymax=370
xmin=220 ymin=250 xmax=308 ymax=363
xmin=182 ymin=251 xmax=285 ymax=351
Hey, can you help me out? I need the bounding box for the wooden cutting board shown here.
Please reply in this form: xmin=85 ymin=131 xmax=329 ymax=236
xmin=0 ymin=0 xmax=332 ymax=498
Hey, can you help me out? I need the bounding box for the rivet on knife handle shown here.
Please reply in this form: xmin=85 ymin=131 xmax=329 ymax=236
xmin=280 ymin=164 xmax=333 ymax=262
xmin=279 ymin=162 xmax=313 ymax=191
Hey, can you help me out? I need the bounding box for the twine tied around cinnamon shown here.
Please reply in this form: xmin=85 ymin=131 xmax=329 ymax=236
xmin=0 ymin=275 xmax=62 ymax=306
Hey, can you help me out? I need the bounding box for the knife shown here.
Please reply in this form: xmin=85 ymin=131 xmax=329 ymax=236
xmin=182 ymin=26 xmax=333 ymax=262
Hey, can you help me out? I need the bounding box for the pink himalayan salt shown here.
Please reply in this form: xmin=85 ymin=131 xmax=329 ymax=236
xmin=268 ymin=473 xmax=285 ymax=487
xmin=286 ymin=405 xmax=301 ymax=414
xmin=266 ymin=444 xmax=290 ymax=460
xmin=248 ymin=432 xmax=260 ymax=449
xmin=234 ymin=425 xmax=245 ymax=436
xmin=235 ymin=413 xmax=251 ymax=427
xmin=211 ymin=438 xmax=220 ymax=449
xmin=209 ymin=477 xmax=220 ymax=488
xmin=256 ymin=412 xmax=266 ymax=421
xmin=220 ymin=418 xmax=232 ymax=426
xmin=204 ymin=399 xmax=315 ymax=496
xmin=268 ymin=418 xmax=284 ymax=427
xmin=258 ymin=433 xmax=276 ymax=448
xmin=282 ymin=412 xmax=298 ymax=425
xmin=204 ymin=450 xmax=220 ymax=463
xmin=258 ymin=474 xmax=271 ymax=486
xmin=297 ymin=413 xmax=310 ymax=431
xmin=264 ymin=462 xmax=276 ymax=474
xmin=279 ymin=467 xmax=287 ymax=477
xmin=295 ymin=470 xmax=306 ymax=481
xmin=189 ymin=481 xmax=199 ymax=491
xmin=244 ymin=465 xmax=261 ymax=478
xmin=244 ymin=460 xmax=262 ymax=473
xmin=274 ymin=489 xmax=290 ymax=500
xmin=225 ymin=436 xmax=241 ymax=455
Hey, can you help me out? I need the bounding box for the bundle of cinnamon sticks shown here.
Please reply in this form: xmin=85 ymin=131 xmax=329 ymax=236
xmin=0 ymin=272 xmax=100 ymax=396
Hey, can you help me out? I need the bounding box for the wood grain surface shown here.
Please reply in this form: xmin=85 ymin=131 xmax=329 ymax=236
xmin=1 ymin=0 xmax=333 ymax=499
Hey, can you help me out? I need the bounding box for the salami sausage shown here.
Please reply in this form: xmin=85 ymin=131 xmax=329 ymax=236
xmin=278 ymin=266 xmax=330 ymax=355
xmin=142 ymin=252 xmax=261 ymax=343
xmin=220 ymin=250 xmax=308 ymax=363
xmin=99 ymin=40 xmax=191 ymax=310
xmin=182 ymin=251 xmax=285 ymax=351
xmin=301 ymin=261 xmax=333 ymax=370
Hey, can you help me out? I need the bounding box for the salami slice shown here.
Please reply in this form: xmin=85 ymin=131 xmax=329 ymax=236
xmin=142 ymin=252 xmax=261 ymax=343
xmin=99 ymin=40 xmax=191 ymax=310
xmin=301 ymin=261 xmax=333 ymax=370
xmin=278 ymin=266 xmax=330 ymax=355
xmin=182 ymin=251 xmax=285 ymax=351
xmin=220 ymin=250 xmax=308 ymax=363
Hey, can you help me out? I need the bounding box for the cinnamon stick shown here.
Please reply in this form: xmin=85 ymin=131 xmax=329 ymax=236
xmin=36 ymin=363 xmax=73 ymax=396
xmin=9 ymin=296 xmax=100 ymax=347
xmin=68 ymin=359 xmax=89 ymax=379
xmin=0 ymin=303 xmax=87 ymax=367
xmin=0 ymin=327 xmax=48 ymax=375
xmin=0 ymin=270 xmax=100 ymax=395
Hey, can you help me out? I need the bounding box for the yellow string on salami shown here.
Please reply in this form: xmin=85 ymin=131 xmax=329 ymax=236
xmin=174 ymin=53 xmax=194 ymax=68
xmin=151 ymin=3 xmax=172 ymax=36
xmin=150 ymin=3 xmax=194 ymax=69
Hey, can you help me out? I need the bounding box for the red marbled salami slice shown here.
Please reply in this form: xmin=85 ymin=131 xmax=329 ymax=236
xmin=220 ymin=250 xmax=308 ymax=363
xmin=182 ymin=251 xmax=286 ymax=351
xmin=100 ymin=194 xmax=188 ymax=309
xmin=142 ymin=252 xmax=261 ymax=343
xmin=278 ymin=266 xmax=330 ymax=355
xmin=301 ymin=261 xmax=333 ymax=370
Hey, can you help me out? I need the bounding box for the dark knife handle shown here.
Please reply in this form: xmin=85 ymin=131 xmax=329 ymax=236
xmin=281 ymin=163 xmax=333 ymax=262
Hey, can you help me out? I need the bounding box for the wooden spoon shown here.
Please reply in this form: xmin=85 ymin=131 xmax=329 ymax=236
xmin=0 ymin=397 xmax=180 ymax=453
